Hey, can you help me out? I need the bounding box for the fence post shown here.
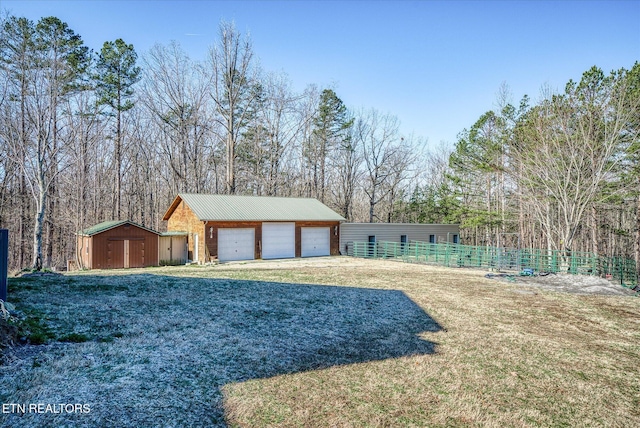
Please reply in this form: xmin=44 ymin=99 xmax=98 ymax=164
xmin=445 ymin=243 xmax=451 ymax=267
xmin=1 ymin=229 xmax=8 ymax=302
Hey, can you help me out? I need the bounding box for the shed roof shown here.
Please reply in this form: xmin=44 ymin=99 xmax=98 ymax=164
xmin=77 ymin=220 xmax=159 ymax=236
xmin=163 ymin=194 xmax=346 ymax=222
xmin=159 ymin=231 xmax=189 ymax=237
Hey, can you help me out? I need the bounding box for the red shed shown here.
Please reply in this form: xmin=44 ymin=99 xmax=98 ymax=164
xmin=76 ymin=220 xmax=159 ymax=269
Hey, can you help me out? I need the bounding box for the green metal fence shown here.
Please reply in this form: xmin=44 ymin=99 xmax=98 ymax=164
xmin=349 ymin=241 xmax=638 ymax=288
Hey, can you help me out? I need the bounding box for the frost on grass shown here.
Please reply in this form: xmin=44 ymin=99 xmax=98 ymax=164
xmin=0 ymin=271 xmax=440 ymax=427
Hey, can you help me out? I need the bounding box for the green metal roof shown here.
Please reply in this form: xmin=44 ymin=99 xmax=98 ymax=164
xmin=159 ymin=231 xmax=189 ymax=237
xmin=169 ymin=194 xmax=345 ymax=222
xmin=78 ymin=220 xmax=159 ymax=236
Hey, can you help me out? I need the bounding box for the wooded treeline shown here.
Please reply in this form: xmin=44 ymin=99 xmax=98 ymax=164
xmin=395 ymin=66 xmax=640 ymax=271
xmin=0 ymin=14 xmax=638 ymax=274
xmin=0 ymin=16 xmax=423 ymax=270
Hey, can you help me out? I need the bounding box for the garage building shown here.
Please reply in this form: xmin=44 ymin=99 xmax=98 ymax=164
xmin=76 ymin=220 xmax=159 ymax=269
xmin=339 ymin=223 xmax=460 ymax=255
xmin=162 ymin=194 xmax=345 ymax=263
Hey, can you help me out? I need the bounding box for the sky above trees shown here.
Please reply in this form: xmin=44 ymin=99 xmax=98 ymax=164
xmin=3 ymin=0 xmax=638 ymax=147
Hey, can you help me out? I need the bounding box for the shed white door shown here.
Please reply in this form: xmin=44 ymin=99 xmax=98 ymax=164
xmin=262 ymin=222 xmax=295 ymax=259
xmin=301 ymin=227 xmax=330 ymax=257
xmin=218 ymin=228 xmax=255 ymax=262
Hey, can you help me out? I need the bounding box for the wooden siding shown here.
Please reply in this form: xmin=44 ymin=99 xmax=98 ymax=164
xmin=90 ymin=224 xmax=159 ymax=269
xmin=106 ymin=240 xmax=125 ymax=269
xmin=339 ymin=223 xmax=460 ymax=255
xmin=167 ymin=200 xmax=205 ymax=262
xmin=158 ymin=236 xmax=188 ymax=264
xmin=129 ymin=240 xmax=146 ymax=268
xmin=76 ymin=235 xmax=92 ymax=269
xmin=165 ymin=197 xmax=342 ymax=263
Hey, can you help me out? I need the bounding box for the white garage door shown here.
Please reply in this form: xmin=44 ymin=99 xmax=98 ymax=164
xmin=262 ymin=222 xmax=295 ymax=260
xmin=218 ymin=228 xmax=255 ymax=262
xmin=301 ymin=227 xmax=330 ymax=257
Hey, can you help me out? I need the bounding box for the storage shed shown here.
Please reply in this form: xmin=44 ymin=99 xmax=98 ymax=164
xmin=158 ymin=232 xmax=188 ymax=265
xmin=76 ymin=220 xmax=159 ymax=269
xmin=162 ymin=194 xmax=345 ymax=263
xmin=340 ymin=223 xmax=460 ymax=255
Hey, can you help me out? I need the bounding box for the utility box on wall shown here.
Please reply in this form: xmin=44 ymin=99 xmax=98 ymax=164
xmin=0 ymin=229 xmax=8 ymax=302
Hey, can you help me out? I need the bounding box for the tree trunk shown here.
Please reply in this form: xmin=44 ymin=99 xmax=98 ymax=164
xmin=32 ymin=178 xmax=46 ymax=271
xmin=591 ymin=204 xmax=599 ymax=256
xmin=226 ymin=129 xmax=235 ymax=195
xmin=20 ymin=175 xmax=27 ymax=269
xmin=19 ymin=73 xmax=28 ymax=269
xmin=636 ymin=178 xmax=640 ymax=284
xmin=116 ymin=105 xmax=123 ymax=219
xmin=45 ymin=110 xmax=58 ymax=268
xmin=369 ymin=187 xmax=375 ymax=223
xmin=45 ymin=198 xmax=54 ymax=268
xmin=319 ymin=147 xmax=326 ymax=203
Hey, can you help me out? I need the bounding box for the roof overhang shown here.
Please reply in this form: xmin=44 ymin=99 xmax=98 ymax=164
xmin=162 ymin=195 xmax=184 ymax=221
xmin=159 ymin=231 xmax=189 ymax=237
xmin=77 ymin=220 xmax=160 ymax=237
xmin=162 ymin=194 xmax=346 ymax=222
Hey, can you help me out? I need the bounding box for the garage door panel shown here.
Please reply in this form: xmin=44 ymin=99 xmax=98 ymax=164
xmin=218 ymin=228 xmax=255 ymax=262
xmin=301 ymin=227 xmax=330 ymax=257
xmin=262 ymin=222 xmax=295 ymax=259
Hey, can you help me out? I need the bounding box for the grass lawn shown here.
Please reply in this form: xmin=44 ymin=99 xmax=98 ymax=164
xmin=1 ymin=257 xmax=639 ymax=427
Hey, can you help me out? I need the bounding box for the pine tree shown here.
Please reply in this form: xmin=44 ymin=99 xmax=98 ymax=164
xmin=307 ymin=89 xmax=352 ymax=203
xmin=35 ymin=17 xmax=90 ymax=267
xmin=94 ymin=39 xmax=140 ymax=219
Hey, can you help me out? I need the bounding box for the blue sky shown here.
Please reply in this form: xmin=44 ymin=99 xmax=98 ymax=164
xmin=3 ymin=0 xmax=639 ymax=147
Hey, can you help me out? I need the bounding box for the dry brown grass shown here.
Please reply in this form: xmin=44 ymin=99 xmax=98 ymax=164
xmin=1 ymin=258 xmax=638 ymax=427
xmin=215 ymin=260 xmax=640 ymax=427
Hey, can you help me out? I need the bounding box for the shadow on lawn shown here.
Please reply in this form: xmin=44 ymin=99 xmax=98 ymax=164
xmin=3 ymin=273 xmax=442 ymax=427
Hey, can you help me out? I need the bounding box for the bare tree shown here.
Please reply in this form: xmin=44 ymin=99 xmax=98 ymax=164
xmin=511 ymin=68 xmax=638 ymax=253
xmin=35 ymin=17 xmax=90 ymax=267
xmin=209 ymin=21 xmax=259 ymax=195
xmin=382 ymin=136 xmax=422 ymax=222
xmin=1 ymin=16 xmax=87 ymax=269
xmin=142 ymin=42 xmax=212 ymax=194
xmin=356 ymin=109 xmax=404 ymax=223
xmin=4 ymin=49 xmax=63 ymax=270
xmin=0 ymin=16 xmax=35 ymax=268
xmin=61 ymin=89 xmax=105 ymax=267
xmin=262 ymin=73 xmax=307 ymax=195
xmin=329 ymin=113 xmax=362 ymax=220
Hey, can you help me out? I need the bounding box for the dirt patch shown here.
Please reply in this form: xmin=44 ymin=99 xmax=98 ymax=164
xmin=485 ymin=272 xmax=636 ymax=296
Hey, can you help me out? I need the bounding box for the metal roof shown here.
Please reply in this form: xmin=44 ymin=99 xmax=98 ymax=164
xmin=159 ymin=231 xmax=189 ymax=237
xmin=78 ymin=220 xmax=160 ymax=236
xmin=164 ymin=194 xmax=346 ymax=222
